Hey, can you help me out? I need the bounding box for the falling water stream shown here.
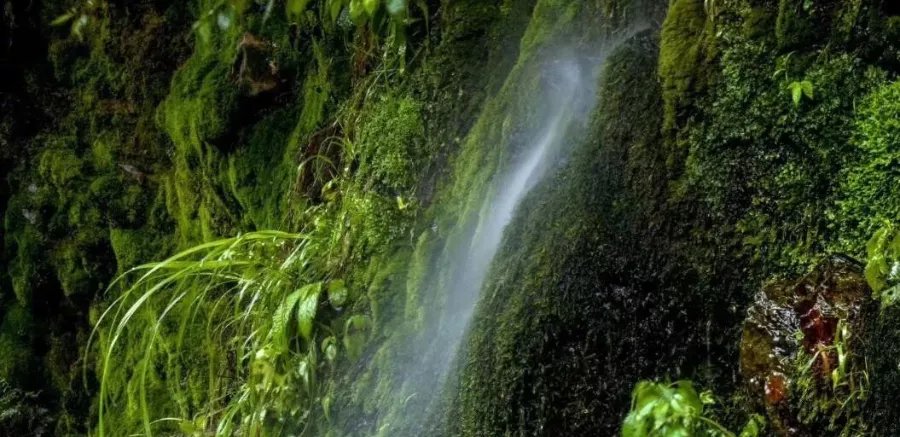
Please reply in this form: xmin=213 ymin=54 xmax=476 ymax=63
xmin=437 ymin=59 xmax=584 ymax=361
xmin=356 ymin=27 xmax=649 ymax=434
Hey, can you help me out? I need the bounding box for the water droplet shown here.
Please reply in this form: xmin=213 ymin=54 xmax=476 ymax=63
xmin=217 ymin=11 xmax=232 ymax=30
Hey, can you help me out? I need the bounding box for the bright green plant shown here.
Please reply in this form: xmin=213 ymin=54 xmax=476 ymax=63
xmin=622 ymin=380 xmax=764 ymax=437
xmin=794 ymin=321 xmax=869 ymax=435
xmin=286 ymin=0 xmax=409 ymax=24
xmin=703 ymin=0 xmax=718 ymax=22
xmin=50 ymin=0 xmax=106 ymax=40
xmin=285 ymin=0 xmax=419 ymax=69
xmin=87 ymin=230 xmax=360 ymax=436
xmin=788 ymin=80 xmax=814 ymax=107
xmin=865 ymin=222 xmax=900 ymax=306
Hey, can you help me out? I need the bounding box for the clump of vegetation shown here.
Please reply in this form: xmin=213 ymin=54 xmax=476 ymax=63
xmin=864 ymin=222 xmax=900 ymax=306
xmin=89 ymin=230 xmax=364 ymax=436
xmin=622 ymin=380 xmax=764 ymax=437
xmin=50 ymin=0 xmax=106 ymax=41
xmin=793 ymin=321 xmax=869 ymax=436
xmin=835 ymin=80 xmax=900 ymax=249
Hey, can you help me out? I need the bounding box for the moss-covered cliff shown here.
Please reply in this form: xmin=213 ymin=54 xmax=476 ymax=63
xmin=3 ymin=0 xmax=900 ymax=435
xmin=452 ymin=0 xmax=900 ymax=435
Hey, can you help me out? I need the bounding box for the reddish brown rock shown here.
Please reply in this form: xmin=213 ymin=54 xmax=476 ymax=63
xmin=739 ymin=255 xmax=870 ymax=436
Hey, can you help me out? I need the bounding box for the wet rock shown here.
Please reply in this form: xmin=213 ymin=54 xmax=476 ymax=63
xmin=232 ymin=33 xmax=280 ymax=96
xmin=740 ymin=255 xmax=871 ymax=436
xmin=117 ymin=163 xmax=147 ymax=183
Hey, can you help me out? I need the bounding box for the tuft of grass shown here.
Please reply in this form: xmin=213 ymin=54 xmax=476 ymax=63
xmin=793 ymin=321 xmax=870 ymax=435
xmin=87 ymin=230 xmax=351 ymax=436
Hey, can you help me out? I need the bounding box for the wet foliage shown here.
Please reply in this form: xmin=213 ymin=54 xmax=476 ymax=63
xmin=623 ymin=380 xmax=764 ymax=437
xmin=3 ymin=0 xmax=900 ymax=435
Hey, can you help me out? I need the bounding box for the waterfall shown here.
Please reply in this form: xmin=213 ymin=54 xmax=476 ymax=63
xmin=344 ymin=24 xmax=650 ymax=436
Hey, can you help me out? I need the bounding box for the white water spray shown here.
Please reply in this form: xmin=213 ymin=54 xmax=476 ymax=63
xmin=437 ymin=59 xmax=584 ymax=355
xmin=389 ymin=57 xmax=598 ymax=432
xmin=353 ymin=28 xmax=650 ymax=435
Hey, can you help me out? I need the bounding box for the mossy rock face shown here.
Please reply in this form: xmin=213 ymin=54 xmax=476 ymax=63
xmin=0 ymin=304 xmax=37 ymax=384
xmin=658 ymin=0 xmax=712 ymax=174
xmin=6 ymin=0 xmax=900 ymax=433
xmin=775 ymin=0 xmax=870 ymax=50
xmin=740 ymin=255 xmax=870 ymax=435
xmin=834 ymin=79 xmax=900 ymax=247
xmin=450 ymin=21 xmax=671 ymax=437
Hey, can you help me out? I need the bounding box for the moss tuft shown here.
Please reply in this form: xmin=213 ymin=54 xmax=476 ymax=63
xmin=834 ymin=79 xmax=900 ymax=246
xmin=0 ymin=304 xmax=36 ymax=384
xmin=658 ymin=0 xmax=713 ymax=174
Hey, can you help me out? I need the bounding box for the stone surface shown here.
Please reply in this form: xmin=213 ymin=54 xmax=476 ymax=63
xmin=233 ymin=32 xmax=280 ymax=96
xmin=740 ymin=255 xmax=870 ymax=435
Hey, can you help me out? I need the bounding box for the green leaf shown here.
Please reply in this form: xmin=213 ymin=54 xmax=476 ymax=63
xmin=322 ymin=395 xmax=333 ymax=422
xmin=620 ymin=380 xmax=735 ymax=437
xmin=866 ymin=222 xmax=896 ymax=295
xmin=882 ymin=283 xmax=900 ymax=306
xmin=177 ymin=419 xmax=198 ymax=435
xmin=287 ymin=0 xmax=313 ymax=14
xmin=343 ymin=315 xmax=371 ymax=358
xmin=363 ymin=0 xmax=380 ymax=16
xmin=321 ymin=336 xmax=338 ymax=362
xmin=622 ymin=412 xmax=647 ymax=437
xmin=296 ymin=283 xmax=322 ymax=341
xmin=349 ymin=0 xmax=365 ymax=23
xmin=801 ymin=80 xmax=814 ymax=99
xmin=788 ymin=80 xmax=814 ymax=107
xmin=328 ymin=0 xmax=345 ymax=23
xmin=791 ymin=83 xmax=803 ymax=106
xmin=50 ymin=12 xmax=75 ymax=26
xmin=271 ymin=288 xmax=304 ymax=349
xmin=739 ymin=414 xmax=765 ymax=437
xmin=71 ymin=15 xmax=89 ymax=40
xmin=396 ymin=195 xmax=409 ymax=210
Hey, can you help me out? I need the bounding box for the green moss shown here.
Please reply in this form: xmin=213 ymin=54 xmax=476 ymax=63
xmin=226 ymin=109 xmax=297 ymax=228
xmin=835 ymin=79 xmax=900 ymax=247
xmin=285 ymin=41 xmax=332 ymax=162
xmin=38 ymin=147 xmax=83 ymax=189
xmin=658 ymin=0 xmax=712 ymax=173
xmin=52 ymin=237 xmax=94 ymax=297
xmin=343 ymin=189 xmax=412 ymax=253
xmin=775 ymin=0 xmax=816 ymax=49
xmin=159 ymin=58 xmax=238 ymax=157
xmin=742 ymin=7 xmax=775 ymax=38
xmin=775 ymin=0 xmax=866 ymax=50
xmin=451 ymin=29 xmax=669 ymax=435
xmin=832 ymin=0 xmax=864 ymax=44
xmin=356 ymin=95 xmax=425 ymax=192
xmin=404 ymin=230 xmax=437 ymax=330
xmin=0 ymin=304 xmax=36 ymax=384
xmin=6 ymin=224 xmax=44 ymax=306
xmin=8 ymin=0 xmax=900 ymax=434
xmin=108 ymin=228 xmax=170 ymax=273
